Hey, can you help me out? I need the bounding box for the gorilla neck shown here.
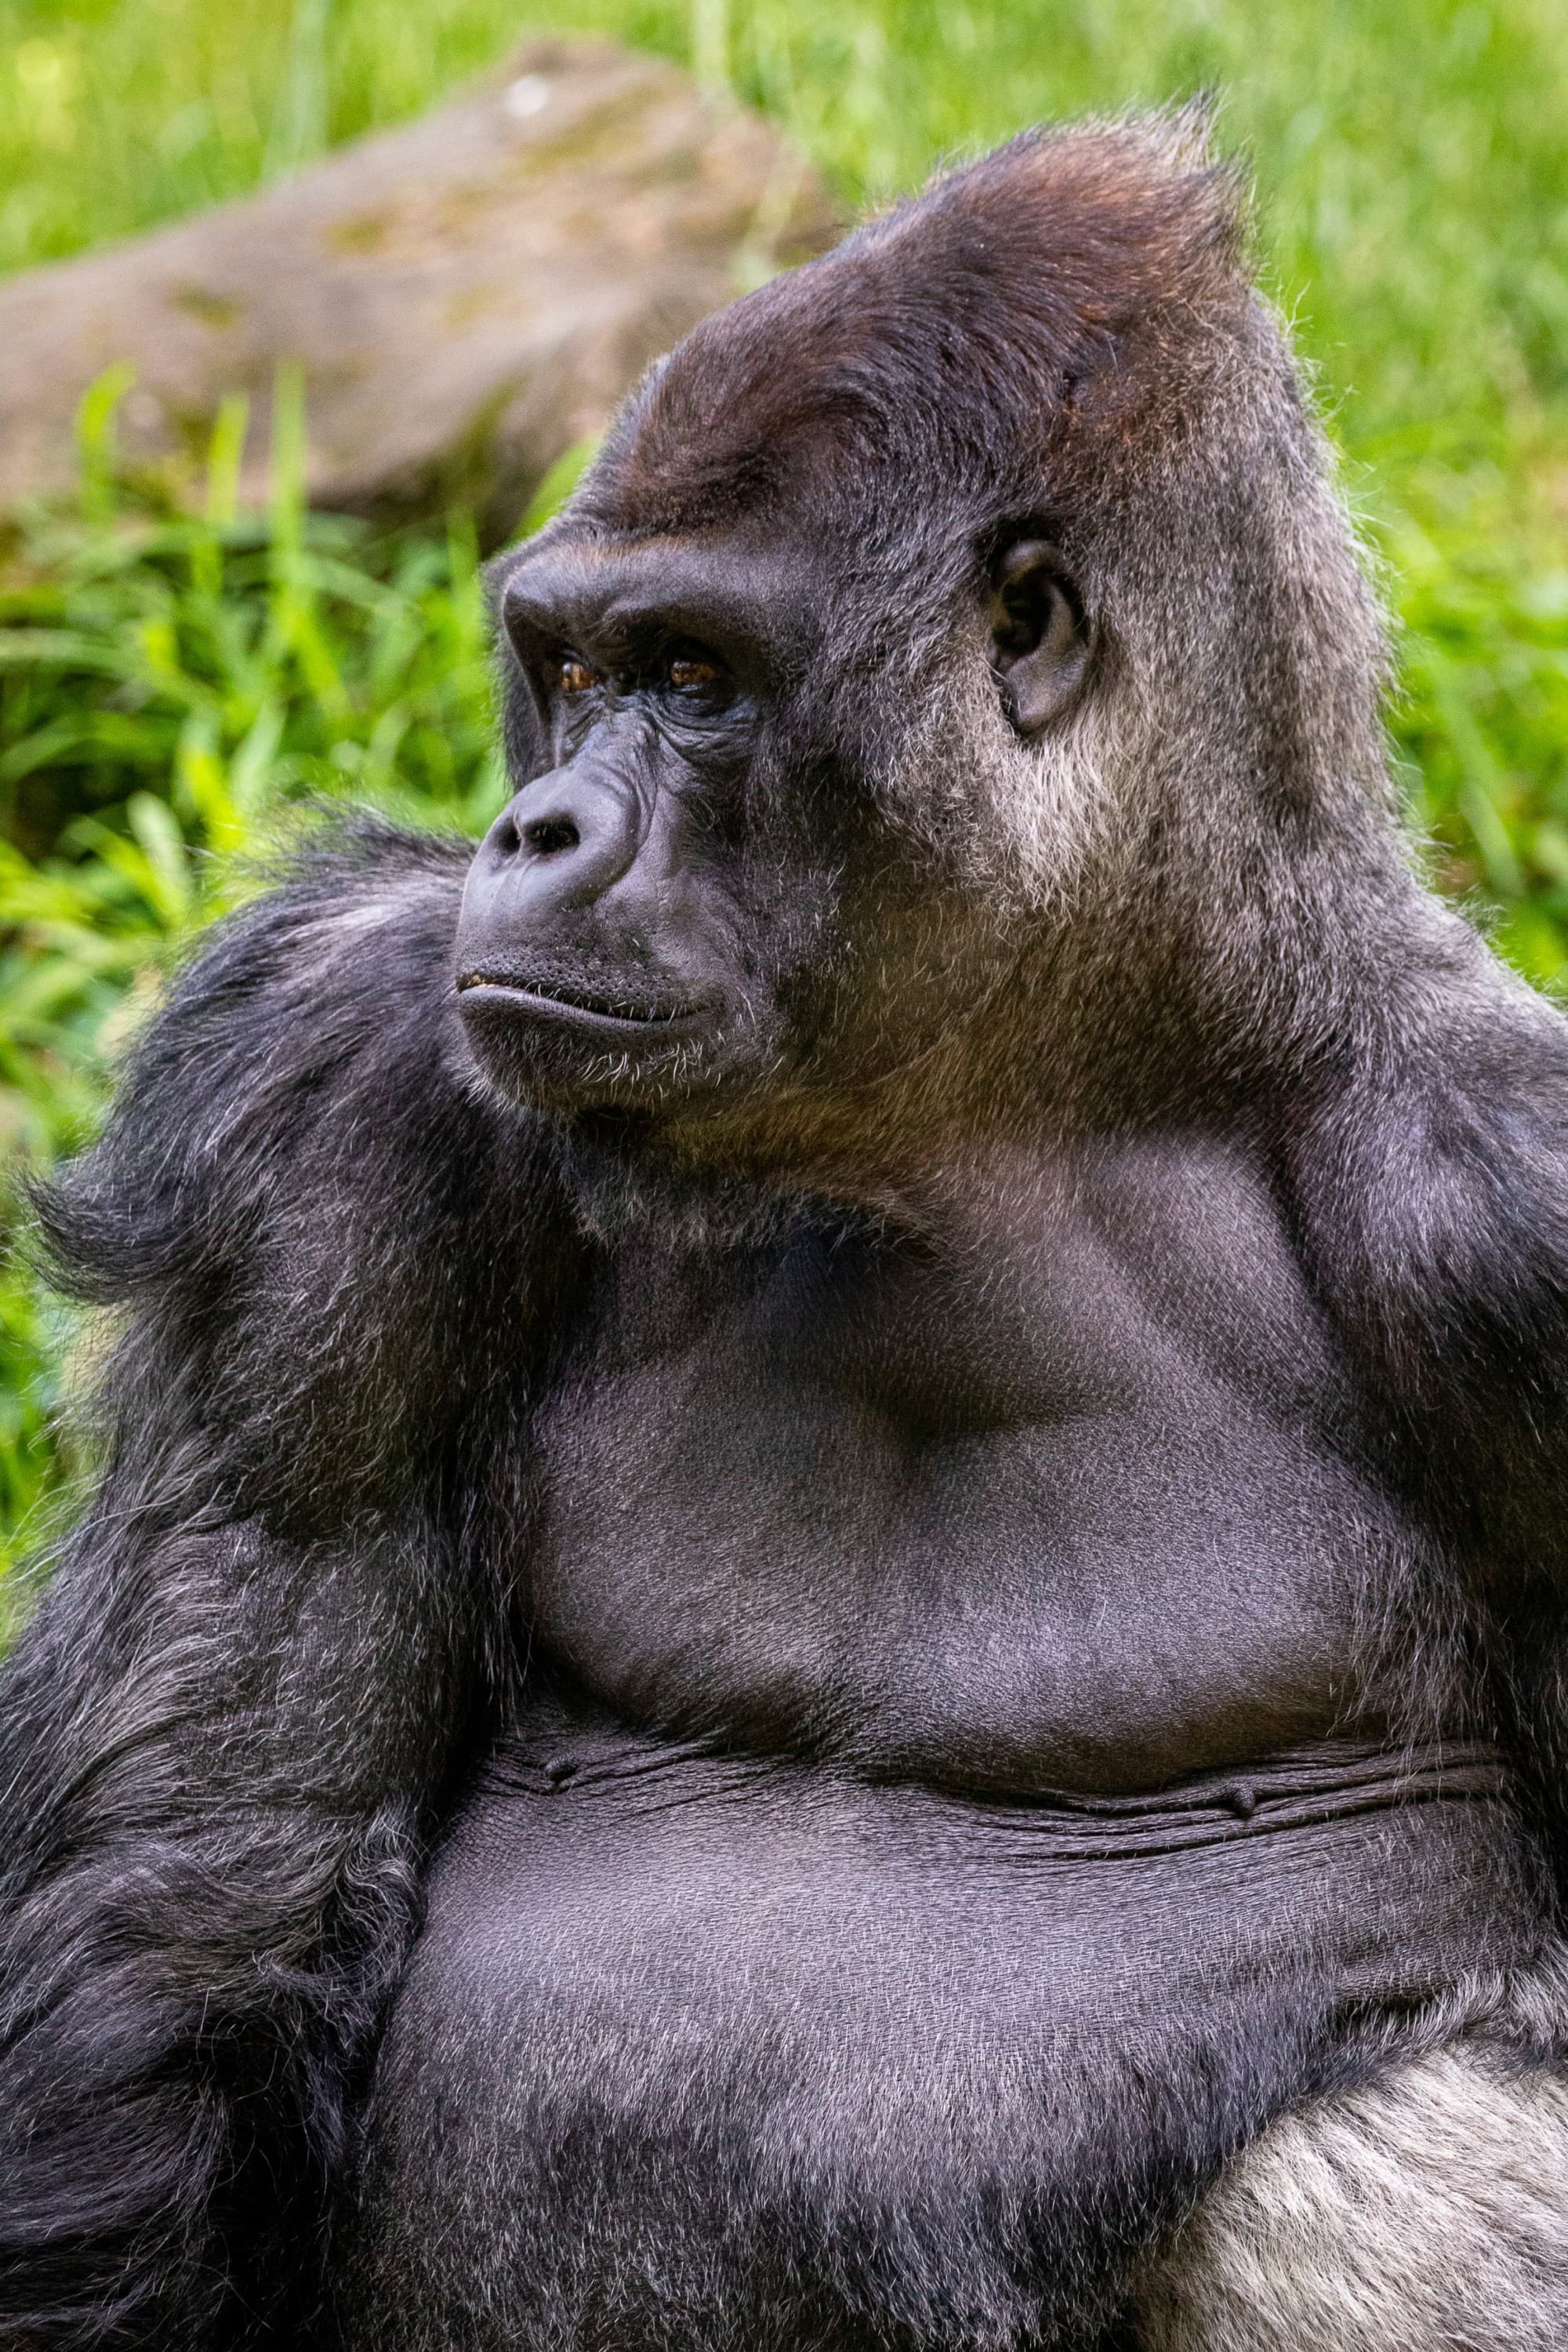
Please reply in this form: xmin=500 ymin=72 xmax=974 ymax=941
xmin=642 ymin=934 xmax=1226 ymax=1231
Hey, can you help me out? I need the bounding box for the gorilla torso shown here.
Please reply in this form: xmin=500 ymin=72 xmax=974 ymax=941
xmin=337 ymin=1134 xmax=1539 ymax=2350
xmin=528 ymin=1133 xmax=1383 ymax=1785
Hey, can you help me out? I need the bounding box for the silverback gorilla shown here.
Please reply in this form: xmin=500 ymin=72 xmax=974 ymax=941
xmin=5 ymin=111 xmax=1568 ymax=2352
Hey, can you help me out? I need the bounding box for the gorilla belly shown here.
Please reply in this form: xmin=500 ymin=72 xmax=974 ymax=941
xmin=338 ymin=1697 xmax=1543 ymax=2352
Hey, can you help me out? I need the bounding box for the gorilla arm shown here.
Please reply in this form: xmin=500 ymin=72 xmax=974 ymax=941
xmin=0 ymin=826 xmax=571 ymax=2349
xmin=1280 ymin=902 xmax=1568 ymax=1907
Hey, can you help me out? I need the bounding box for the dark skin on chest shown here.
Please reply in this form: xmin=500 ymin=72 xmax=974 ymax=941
xmin=528 ymin=1138 xmax=1387 ymax=1796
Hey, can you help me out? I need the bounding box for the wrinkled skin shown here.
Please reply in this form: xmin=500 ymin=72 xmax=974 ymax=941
xmin=4 ymin=118 xmax=1568 ymax=2352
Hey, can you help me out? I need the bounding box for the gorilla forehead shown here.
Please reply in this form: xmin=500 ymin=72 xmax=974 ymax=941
xmin=587 ymin=115 xmax=1255 ymax=543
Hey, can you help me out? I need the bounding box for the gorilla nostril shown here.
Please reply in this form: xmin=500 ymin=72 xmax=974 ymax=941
xmin=524 ymin=817 xmax=581 ymax=858
xmin=494 ymin=815 xmax=520 ymax=858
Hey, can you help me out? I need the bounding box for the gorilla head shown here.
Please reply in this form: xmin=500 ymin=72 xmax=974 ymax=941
xmin=456 ymin=114 xmax=1385 ymax=1149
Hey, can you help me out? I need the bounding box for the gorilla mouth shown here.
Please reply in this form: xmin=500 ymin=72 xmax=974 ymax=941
xmin=456 ymin=971 xmax=707 ymax=1031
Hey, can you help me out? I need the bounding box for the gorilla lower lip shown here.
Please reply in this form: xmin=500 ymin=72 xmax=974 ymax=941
xmin=456 ymin=974 xmax=704 ymax=1029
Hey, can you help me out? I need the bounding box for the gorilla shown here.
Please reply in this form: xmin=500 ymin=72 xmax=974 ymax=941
xmin=5 ymin=111 xmax=1568 ymax=2352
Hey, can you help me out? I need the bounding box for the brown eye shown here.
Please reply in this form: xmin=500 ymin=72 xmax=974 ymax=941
xmin=668 ymin=655 xmax=720 ymax=691
xmin=558 ymin=655 xmax=597 ymax=695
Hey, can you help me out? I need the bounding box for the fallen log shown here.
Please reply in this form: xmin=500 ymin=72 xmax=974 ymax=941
xmin=0 ymin=38 xmax=837 ymax=542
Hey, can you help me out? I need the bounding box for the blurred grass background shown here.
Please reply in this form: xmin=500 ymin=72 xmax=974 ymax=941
xmin=1 ymin=0 xmax=1566 ymax=1592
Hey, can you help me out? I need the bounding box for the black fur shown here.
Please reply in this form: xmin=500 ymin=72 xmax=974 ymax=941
xmin=0 ymin=829 xmax=578 ymax=2341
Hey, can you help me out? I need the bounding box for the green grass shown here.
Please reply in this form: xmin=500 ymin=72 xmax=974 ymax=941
xmin=1 ymin=0 xmax=1566 ymax=1579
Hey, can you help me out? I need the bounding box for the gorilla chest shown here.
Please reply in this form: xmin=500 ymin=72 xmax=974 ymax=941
xmin=525 ymin=1210 xmax=1382 ymax=1788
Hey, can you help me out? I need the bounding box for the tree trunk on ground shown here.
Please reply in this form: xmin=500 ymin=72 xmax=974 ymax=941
xmin=0 ymin=39 xmax=838 ymax=543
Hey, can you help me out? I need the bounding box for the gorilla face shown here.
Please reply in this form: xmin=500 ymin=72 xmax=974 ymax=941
xmin=455 ymin=530 xmax=834 ymax=1119
xmin=456 ymin=518 xmax=1093 ymax=1125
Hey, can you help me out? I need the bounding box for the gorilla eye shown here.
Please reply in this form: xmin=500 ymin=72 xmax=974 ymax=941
xmin=558 ymin=656 xmax=598 ymax=696
xmin=667 ymin=655 xmax=720 ymax=691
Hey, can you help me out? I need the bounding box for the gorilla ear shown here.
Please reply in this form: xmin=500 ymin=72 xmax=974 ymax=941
xmin=986 ymin=540 xmax=1091 ymax=732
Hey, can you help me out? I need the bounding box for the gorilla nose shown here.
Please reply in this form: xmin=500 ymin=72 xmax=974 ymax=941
xmin=474 ymin=769 xmax=644 ymax=919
